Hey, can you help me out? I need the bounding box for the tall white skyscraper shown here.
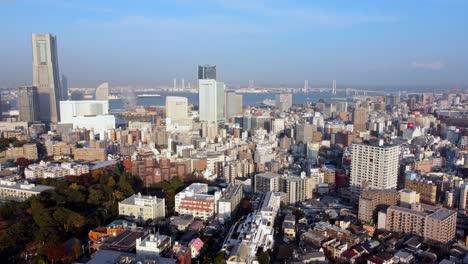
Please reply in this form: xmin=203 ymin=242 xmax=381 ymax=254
xmin=166 ymin=96 xmax=188 ymax=120
xmin=225 ymin=91 xmax=243 ymax=120
xmin=350 ymin=141 xmax=400 ymax=194
xmin=199 ymin=79 xmax=225 ymax=123
xmin=32 ymin=33 xmax=62 ymax=123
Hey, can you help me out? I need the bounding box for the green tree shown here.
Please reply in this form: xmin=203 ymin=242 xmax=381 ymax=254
xmin=257 ymin=251 xmax=270 ymax=264
xmin=214 ymin=251 xmax=226 ymax=264
xmin=87 ymin=188 xmax=105 ymax=206
xmin=53 ymin=207 xmax=85 ymax=233
xmin=202 ymin=256 xmax=213 ymax=264
xmin=107 ymin=177 xmax=116 ymax=188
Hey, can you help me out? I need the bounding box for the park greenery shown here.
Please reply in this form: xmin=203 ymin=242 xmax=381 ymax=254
xmin=0 ymin=162 xmax=144 ymax=263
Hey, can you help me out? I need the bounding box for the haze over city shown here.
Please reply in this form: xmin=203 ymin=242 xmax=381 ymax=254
xmin=1 ymin=0 xmax=468 ymax=89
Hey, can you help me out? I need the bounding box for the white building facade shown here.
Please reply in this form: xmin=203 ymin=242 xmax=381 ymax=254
xmin=199 ymin=79 xmax=225 ymax=123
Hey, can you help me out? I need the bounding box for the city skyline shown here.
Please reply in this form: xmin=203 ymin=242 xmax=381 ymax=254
xmin=1 ymin=0 xmax=468 ymax=89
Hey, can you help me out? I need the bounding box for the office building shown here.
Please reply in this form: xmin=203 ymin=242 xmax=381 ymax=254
xmin=358 ymin=189 xmax=400 ymax=223
xmin=95 ymin=82 xmax=109 ymax=101
xmin=32 ymin=33 xmax=62 ymax=122
xmin=18 ymin=86 xmax=39 ymax=122
xmin=60 ymin=100 xmax=115 ymax=134
xmin=60 ymin=100 xmax=109 ymax=117
xmin=199 ymin=79 xmax=225 ymax=123
xmin=350 ymin=141 xmax=400 ymax=194
xmin=61 ymin=74 xmax=68 ymax=100
xmin=198 ymin=64 xmax=216 ymax=80
xmin=225 ymin=91 xmax=243 ymax=120
xmin=275 ymin=94 xmax=292 ymax=112
xmin=353 ymin=108 xmax=367 ymax=132
xmin=384 ymin=203 xmax=457 ymax=243
xmin=166 ymin=96 xmax=188 ymax=120
xmin=118 ymin=193 xmax=166 ymax=222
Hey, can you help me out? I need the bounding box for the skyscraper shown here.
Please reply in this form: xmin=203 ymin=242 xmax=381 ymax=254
xmin=32 ymin=33 xmax=62 ymax=122
xmin=199 ymin=79 xmax=225 ymax=123
xmin=198 ymin=64 xmax=216 ymax=80
xmin=350 ymin=141 xmax=400 ymax=194
xmin=61 ymin=74 xmax=68 ymax=100
xmin=225 ymin=91 xmax=243 ymax=120
xmin=166 ymin=96 xmax=188 ymax=120
xmin=353 ymin=107 xmax=367 ymax=132
xmin=18 ymin=86 xmax=40 ymax=122
xmin=275 ymin=94 xmax=292 ymax=112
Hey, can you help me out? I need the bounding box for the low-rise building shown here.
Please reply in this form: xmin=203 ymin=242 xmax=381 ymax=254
xmin=174 ymin=183 xmax=220 ymax=220
xmin=0 ymin=180 xmax=55 ymax=201
xmin=118 ymin=193 xmax=166 ymax=223
xmin=136 ymin=233 xmax=171 ymax=257
xmin=188 ymin=238 xmax=204 ymax=259
xmin=282 ymin=214 xmax=296 ymax=241
xmin=24 ymin=161 xmax=89 ymax=180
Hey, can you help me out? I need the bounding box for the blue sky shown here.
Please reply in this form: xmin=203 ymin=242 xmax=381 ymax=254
xmin=1 ymin=0 xmax=467 ymax=89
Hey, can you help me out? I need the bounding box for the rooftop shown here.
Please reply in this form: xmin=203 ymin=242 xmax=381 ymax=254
xmin=119 ymin=193 xmax=164 ymax=206
xmin=255 ymin=172 xmax=281 ymax=179
xmin=219 ymin=184 xmax=242 ymax=201
xmin=0 ymin=180 xmax=55 ymax=193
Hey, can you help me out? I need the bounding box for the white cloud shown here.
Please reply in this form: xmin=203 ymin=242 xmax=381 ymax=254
xmin=410 ymin=61 xmax=444 ymax=70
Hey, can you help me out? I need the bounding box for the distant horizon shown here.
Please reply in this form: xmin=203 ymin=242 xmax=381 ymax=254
xmin=1 ymin=0 xmax=468 ymax=90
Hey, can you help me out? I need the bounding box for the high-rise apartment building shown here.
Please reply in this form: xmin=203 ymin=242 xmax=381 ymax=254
xmin=353 ymin=108 xmax=367 ymax=132
xmin=254 ymin=172 xmax=313 ymax=204
xmin=254 ymin=172 xmax=280 ymax=193
xmin=225 ymin=91 xmax=243 ymax=120
xmin=32 ymin=33 xmax=62 ymax=123
xmin=199 ymin=79 xmax=225 ymax=123
xmin=350 ymin=141 xmax=400 ymax=194
xmin=18 ymin=86 xmax=40 ymax=122
xmin=404 ymin=178 xmax=437 ymax=205
xmin=198 ymin=64 xmax=217 ymax=80
xmin=384 ymin=203 xmax=457 ymax=243
xmin=166 ymin=96 xmax=188 ymax=120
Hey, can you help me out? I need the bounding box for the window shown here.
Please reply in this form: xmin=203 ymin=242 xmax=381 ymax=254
xmin=36 ymin=40 xmax=47 ymax=65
